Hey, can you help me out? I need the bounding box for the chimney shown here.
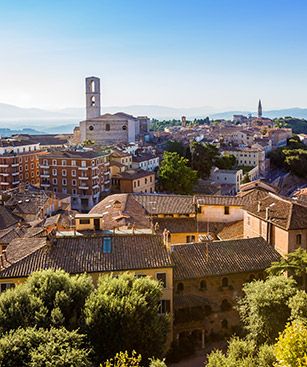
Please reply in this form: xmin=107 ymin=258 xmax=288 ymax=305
xmin=265 ymin=207 xmax=270 ymax=220
xmin=257 ymin=201 xmax=261 ymax=212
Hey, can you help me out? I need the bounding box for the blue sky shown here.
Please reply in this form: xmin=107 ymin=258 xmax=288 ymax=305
xmin=1 ymin=0 xmax=307 ymax=110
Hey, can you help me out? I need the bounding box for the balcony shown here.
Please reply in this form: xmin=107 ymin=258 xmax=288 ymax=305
xmin=0 ymin=182 xmax=9 ymax=185
xmin=78 ymin=176 xmax=88 ymax=180
xmin=78 ymin=167 xmax=88 ymax=170
xmin=11 ymin=163 xmax=19 ymax=168
xmin=41 ymin=183 xmax=50 ymax=187
xmin=104 ymin=171 xmax=110 ymax=175
xmin=92 ymin=175 xmax=99 ymax=180
xmin=41 ymin=174 xmax=50 ymax=178
xmin=0 ymin=173 xmax=9 ymax=176
xmin=12 ymin=172 xmax=19 ymax=176
xmin=79 ymin=186 xmax=89 ymax=190
xmin=0 ymin=164 xmax=9 ymax=168
xmin=92 ymin=184 xmax=100 ymax=189
xmin=40 ymin=164 xmax=50 ymax=169
xmin=12 ymin=180 xmax=20 ymax=185
xmin=104 ymin=179 xmax=110 ymax=185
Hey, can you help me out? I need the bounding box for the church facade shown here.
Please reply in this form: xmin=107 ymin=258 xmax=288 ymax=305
xmin=79 ymin=77 xmax=150 ymax=145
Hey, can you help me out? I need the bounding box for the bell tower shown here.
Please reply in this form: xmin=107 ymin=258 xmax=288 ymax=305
xmin=85 ymin=76 xmax=101 ymax=120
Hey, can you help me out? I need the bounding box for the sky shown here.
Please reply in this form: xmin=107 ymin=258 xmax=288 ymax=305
xmin=1 ymin=0 xmax=307 ymax=111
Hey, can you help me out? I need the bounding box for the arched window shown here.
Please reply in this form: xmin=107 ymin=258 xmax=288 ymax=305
xmin=221 ymin=319 xmax=228 ymax=329
xmin=200 ymin=280 xmax=207 ymax=290
xmin=220 ymin=299 xmax=232 ymax=312
xmin=122 ymin=125 xmax=127 ymax=130
xmin=89 ymin=125 xmax=94 ymax=131
xmin=177 ymin=282 xmax=184 ymax=293
xmin=106 ymin=124 xmax=110 ymax=131
xmin=91 ymin=96 xmax=96 ymax=106
xmin=222 ymin=277 xmax=228 ymax=288
xmin=90 ymin=80 xmax=95 ymax=93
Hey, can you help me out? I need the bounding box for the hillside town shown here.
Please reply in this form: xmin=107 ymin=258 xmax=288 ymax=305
xmin=0 ymin=75 xmax=307 ymax=365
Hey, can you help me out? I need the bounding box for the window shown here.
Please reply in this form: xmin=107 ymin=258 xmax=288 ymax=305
xmin=224 ymin=206 xmax=230 ymax=215
xmin=72 ymin=179 xmax=77 ymax=186
xmin=79 ymin=219 xmax=90 ymax=225
xmin=62 ymin=178 xmax=67 ymax=186
xmin=81 ymin=161 xmax=86 ymax=167
xmin=72 ymin=188 xmax=77 ymax=195
xmin=31 ymin=163 xmax=34 ymax=169
xmin=221 ymin=299 xmax=232 ymax=311
xmin=200 ymin=280 xmax=207 ymax=290
xmin=52 ymin=169 xmax=57 ymax=176
xmin=156 ymin=273 xmax=167 ymax=288
xmin=102 ymin=237 xmax=112 ymax=253
xmin=72 ymin=170 xmax=76 ymax=177
xmin=247 ymin=216 xmax=251 ymax=226
xmin=25 ymin=164 xmax=28 ymax=171
xmin=222 ymin=277 xmax=229 ymax=288
xmin=186 ymin=235 xmax=195 ymax=242
xmin=62 ymin=160 xmax=66 ymax=166
xmin=106 ymin=124 xmax=110 ymax=131
xmin=72 ymin=160 xmax=76 ymax=166
xmin=53 ymin=178 xmax=57 ymax=185
xmin=122 ymin=125 xmax=127 ymax=130
xmin=91 ymin=96 xmax=96 ymax=106
xmin=145 ymin=178 xmax=147 ymax=184
xmin=90 ymin=80 xmax=95 ymax=92
xmin=89 ymin=125 xmax=94 ymax=131
xmin=158 ymin=300 xmax=171 ymax=314
xmin=62 ymin=169 xmax=67 ymax=176
xmin=52 ymin=160 xmax=57 ymax=166
xmin=177 ymin=282 xmax=184 ymax=293
xmin=296 ymin=234 xmax=302 ymax=245
xmin=31 ymin=172 xmax=34 ymax=177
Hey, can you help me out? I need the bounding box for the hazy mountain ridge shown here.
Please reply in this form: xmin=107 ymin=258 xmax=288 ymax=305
xmin=1 ymin=103 xmax=307 ymax=134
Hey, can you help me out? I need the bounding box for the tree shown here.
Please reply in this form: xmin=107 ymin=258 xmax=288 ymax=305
xmin=241 ymin=173 xmax=251 ymax=184
xmin=267 ymin=248 xmax=307 ymax=289
xmin=215 ymin=154 xmax=236 ymax=170
xmin=159 ymin=152 xmax=198 ymax=194
xmin=206 ymin=337 xmax=276 ymax=367
xmin=0 ymin=269 xmax=94 ymax=334
xmin=0 ymin=327 xmax=93 ymax=367
xmin=164 ymin=140 xmax=186 ymax=156
xmin=288 ymin=290 xmax=307 ymax=322
xmin=190 ymin=142 xmax=219 ymax=178
xmin=237 ymin=276 xmax=298 ymax=344
xmin=275 ymin=321 xmax=307 ymax=367
xmin=101 ymin=351 xmax=167 ymax=367
xmin=84 ymin=273 xmax=169 ymax=362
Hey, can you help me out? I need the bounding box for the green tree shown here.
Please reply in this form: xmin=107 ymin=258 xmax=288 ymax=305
xmin=84 ymin=273 xmax=169 ymax=362
xmin=237 ymin=276 xmax=298 ymax=344
xmin=215 ymin=154 xmax=236 ymax=170
xmin=267 ymin=248 xmax=307 ymax=289
xmin=206 ymin=337 xmax=276 ymax=367
xmin=0 ymin=327 xmax=92 ymax=367
xmin=101 ymin=351 xmax=166 ymax=367
xmin=241 ymin=173 xmax=251 ymax=184
xmin=190 ymin=142 xmax=219 ymax=178
xmin=159 ymin=152 xmax=198 ymax=194
xmin=289 ymin=290 xmax=307 ymax=322
xmin=275 ymin=321 xmax=307 ymax=367
xmin=0 ymin=269 xmax=94 ymax=334
xmin=164 ymin=140 xmax=186 ymax=156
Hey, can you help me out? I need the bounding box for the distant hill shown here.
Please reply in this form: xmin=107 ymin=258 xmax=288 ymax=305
xmin=2 ymin=102 xmax=307 ymax=133
xmin=0 ymin=128 xmax=45 ymax=137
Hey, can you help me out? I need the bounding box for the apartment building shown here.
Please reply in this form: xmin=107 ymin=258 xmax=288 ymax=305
xmin=39 ymin=150 xmax=111 ymax=211
xmin=0 ymin=139 xmax=45 ymax=191
xmin=132 ymin=153 xmax=159 ymax=171
xmin=111 ymin=169 xmax=155 ymax=193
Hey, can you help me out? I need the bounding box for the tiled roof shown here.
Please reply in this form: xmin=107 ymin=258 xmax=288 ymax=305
xmin=89 ymin=194 xmax=150 ymax=229
xmin=196 ymin=195 xmax=245 ymax=206
xmin=171 ymin=237 xmax=280 ymax=280
xmin=217 ymin=221 xmax=244 ymax=240
xmin=245 ymin=193 xmax=307 ymax=230
xmin=114 ymin=170 xmax=154 ymax=180
xmin=42 ymin=150 xmax=108 ymax=159
xmin=0 ymin=206 xmax=20 ymax=230
xmin=132 ymin=194 xmax=195 ymax=214
xmin=0 ymin=227 xmax=27 ymax=244
xmin=0 ymin=234 xmax=172 ymax=278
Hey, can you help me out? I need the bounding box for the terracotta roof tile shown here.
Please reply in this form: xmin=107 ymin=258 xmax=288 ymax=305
xmin=171 ymin=237 xmax=280 ymax=280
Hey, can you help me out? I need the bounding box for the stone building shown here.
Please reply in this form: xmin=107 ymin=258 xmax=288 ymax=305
xmin=171 ymin=237 xmax=280 ymax=348
xmin=79 ymin=77 xmax=150 ymax=145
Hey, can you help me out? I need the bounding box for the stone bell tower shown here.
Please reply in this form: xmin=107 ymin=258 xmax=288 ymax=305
xmin=85 ymin=76 xmax=101 ymax=120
